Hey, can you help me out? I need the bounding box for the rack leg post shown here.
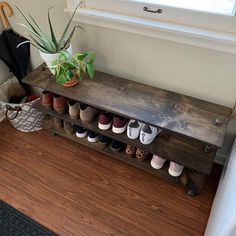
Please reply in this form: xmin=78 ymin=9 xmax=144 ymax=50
xmin=181 ymin=170 xmax=206 ymax=196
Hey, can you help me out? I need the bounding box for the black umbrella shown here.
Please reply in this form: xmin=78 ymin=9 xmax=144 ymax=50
xmin=0 ymin=1 xmax=31 ymax=95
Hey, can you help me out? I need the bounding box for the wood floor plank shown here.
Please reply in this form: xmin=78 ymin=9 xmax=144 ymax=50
xmin=0 ymin=121 xmax=221 ymax=236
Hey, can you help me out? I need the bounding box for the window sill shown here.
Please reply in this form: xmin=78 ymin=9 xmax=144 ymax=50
xmin=64 ymin=7 xmax=236 ymax=54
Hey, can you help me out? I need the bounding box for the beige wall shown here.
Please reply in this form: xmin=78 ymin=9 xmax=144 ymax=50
xmin=2 ymin=0 xmax=236 ymax=158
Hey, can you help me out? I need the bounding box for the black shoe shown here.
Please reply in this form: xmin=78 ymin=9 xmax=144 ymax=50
xmin=87 ymin=130 xmax=99 ymax=143
xmin=98 ymin=135 xmax=111 ymax=148
xmin=75 ymin=126 xmax=87 ymax=138
xmin=110 ymin=140 xmax=125 ymax=152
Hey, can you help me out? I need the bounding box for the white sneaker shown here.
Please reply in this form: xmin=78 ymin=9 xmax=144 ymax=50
xmin=168 ymin=161 xmax=184 ymax=177
xmin=127 ymin=119 xmax=143 ymax=139
xmin=151 ymin=155 xmax=166 ymax=169
xmin=139 ymin=124 xmax=161 ymax=145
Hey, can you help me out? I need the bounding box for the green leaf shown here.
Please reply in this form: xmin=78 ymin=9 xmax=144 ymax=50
xmin=86 ymin=63 xmax=94 ymax=79
xmin=14 ymin=4 xmax=40 ymax=35
xmin=18 ymin=23 xmax=55 ymax=53
xmin=15 ymin=4 xmax=56 ymax=52
xmin=89 ymin=52 xmax=96 ymax=64
xmin=75 ymin=52 xmax=87 ymax=61
xmin=28 ymin=13 xmax=56 ymax=52
xmin=56 ymin=74 xmax=68 ymax=84
xmin=62 ymin=25 xmax=85 ymax=51
xmin=58 ymin=51 xmax=71 ymax=61
xmin=48 ymin=6 xmax=58 ymax=50
xmin=17 ymin=40 xmax=48 ymax=53
xmin=29 ymin=35 xmax=49 ymax=52
xmin=58 ymin=2 xmax=82 ymax=50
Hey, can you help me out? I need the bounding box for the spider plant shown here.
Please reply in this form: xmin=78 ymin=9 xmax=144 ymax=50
xmin=16 ymin=3 xmax=83 ymax=53
xmin=51 ymin=50 xmax=96 ymax=85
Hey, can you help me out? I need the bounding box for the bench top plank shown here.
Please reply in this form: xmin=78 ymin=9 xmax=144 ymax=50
xmin=23 ymin=64 xmax=232 ymax=147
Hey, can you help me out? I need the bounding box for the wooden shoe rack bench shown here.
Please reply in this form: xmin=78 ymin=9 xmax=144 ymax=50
xmin=23 ymin=64 xmax=232 ymax=196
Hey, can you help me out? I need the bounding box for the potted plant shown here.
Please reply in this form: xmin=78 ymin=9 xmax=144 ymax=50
xmin=16 ymin=3 xmax=83 ymax=73
xmin=51 ymin=50 xmax=96 ymax=87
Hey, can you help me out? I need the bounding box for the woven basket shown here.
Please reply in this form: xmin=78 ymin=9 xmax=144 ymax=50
xmin=0 ymin=98 xmax=45 ymax=132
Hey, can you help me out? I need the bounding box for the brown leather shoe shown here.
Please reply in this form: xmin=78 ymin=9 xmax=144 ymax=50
xmin=42 ymin=90 xmax=53 ymax=110
xmin=80 ymin=103 xmax=98 ymax=124
xmin=53 ymin=95 xmax=67 ymax=114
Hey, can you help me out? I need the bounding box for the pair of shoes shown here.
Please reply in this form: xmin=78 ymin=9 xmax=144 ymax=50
xmin=98 ymin=112 xmax=129 ymax=134
xmin=75 ymin=126 xmax=99 ymax=143
xmin=125 ymin=145 xmax=149 ymax=161
xmin=151 ymin=155 xmax=184 ymax=177
xmin=42 ymin=91 xmax=68 ymax=114
xmin=68 ymin=100 xmax=98 ymax=124
xmin=127 ymin=120 xmax=161 ymax=145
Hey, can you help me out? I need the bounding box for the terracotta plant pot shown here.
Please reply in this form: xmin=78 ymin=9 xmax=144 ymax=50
xmin=63 ymin=76 xmax=78 ymax=87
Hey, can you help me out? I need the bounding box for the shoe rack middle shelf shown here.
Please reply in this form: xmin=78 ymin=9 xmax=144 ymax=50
xmin=34 ymin=99 xmax=215 ymax=175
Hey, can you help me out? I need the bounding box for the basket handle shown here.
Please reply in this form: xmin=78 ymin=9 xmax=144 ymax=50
xmin=5 ymin=105 xmax=22 ymax=120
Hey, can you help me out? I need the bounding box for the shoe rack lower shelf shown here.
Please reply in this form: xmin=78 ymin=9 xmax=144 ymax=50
xmin=44 ymin=118 xmax=182 ymax=185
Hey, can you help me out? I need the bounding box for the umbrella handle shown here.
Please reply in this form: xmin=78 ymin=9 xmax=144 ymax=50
xmin=0 ymin=1 xmax=13 ymax=30
xmin=5 ymin=105 xmax=22 ymax=120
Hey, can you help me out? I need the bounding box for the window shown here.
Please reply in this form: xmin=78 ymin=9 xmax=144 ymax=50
xmin=129 ymin=0 xmax=236 ymax=15
xmin=82 ymin=0 xmax=236 ymax=32
xmin=66 ymin=0 xmax=236 ymax=53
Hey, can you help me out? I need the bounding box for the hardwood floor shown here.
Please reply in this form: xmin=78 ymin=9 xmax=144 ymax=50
xmin=0 ymin=121 xmax=221 ymax=236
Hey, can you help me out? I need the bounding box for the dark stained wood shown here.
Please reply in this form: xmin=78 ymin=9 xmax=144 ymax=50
xmin=36 ymin=100 xmax=216 ymax=175
xmin=0 ymin=121 xmax=222 ymax=236
xmin=44 ymin=117 xmax=182 ymax=184
xmin=23 ymin=63 xmax=232 ymax=148
xmin=44 ymin=118 xmax=207 ymax=194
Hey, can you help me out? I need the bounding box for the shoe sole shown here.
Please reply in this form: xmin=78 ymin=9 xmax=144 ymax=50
xmin=150 ymin=159 xmax=166 ymax=169
xmin=110 ymin=146 xmax=122 ymax=152
xmin=168 ymin=168 xmax=184 ymax=177
xmin=81 ymin=117 xmax=95 ymax=124
xmin=54 ymin=107 xmax=66 ymax=115
xmin=69 ymin=115 xmax=78 ymax=120
xmin=140 ymin=135 xmax=156 ymax=145
xmin=42 ymin=103 xmax=52 ymax=110
xmin=97 ymin=142 xmax=109 ymax=149
xmin=98 ymin=122 xmax=112 ymax=130
xmin=75 ymin=131 xmax=87 ymax=138
xmin=112 ymin=125 xmax=127 ymax=134
xmin=87 ymin=136 xmax=98 ymax=143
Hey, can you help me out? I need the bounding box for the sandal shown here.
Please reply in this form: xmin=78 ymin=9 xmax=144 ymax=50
xmin=136 ymin=148 xmax=149 ymax=161
xmin=125 ymin=145 xmax=136 ymax=158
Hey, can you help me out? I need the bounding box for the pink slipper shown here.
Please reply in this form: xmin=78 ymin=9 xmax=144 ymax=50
xmin=151 ymin=155 xmax=166 ymax=169
xmin=168 ymin=161 xmax=184 ymax=177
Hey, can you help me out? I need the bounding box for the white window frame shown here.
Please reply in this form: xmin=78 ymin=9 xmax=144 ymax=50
xmin=65 ymin=0 xmax=236 ymax=54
